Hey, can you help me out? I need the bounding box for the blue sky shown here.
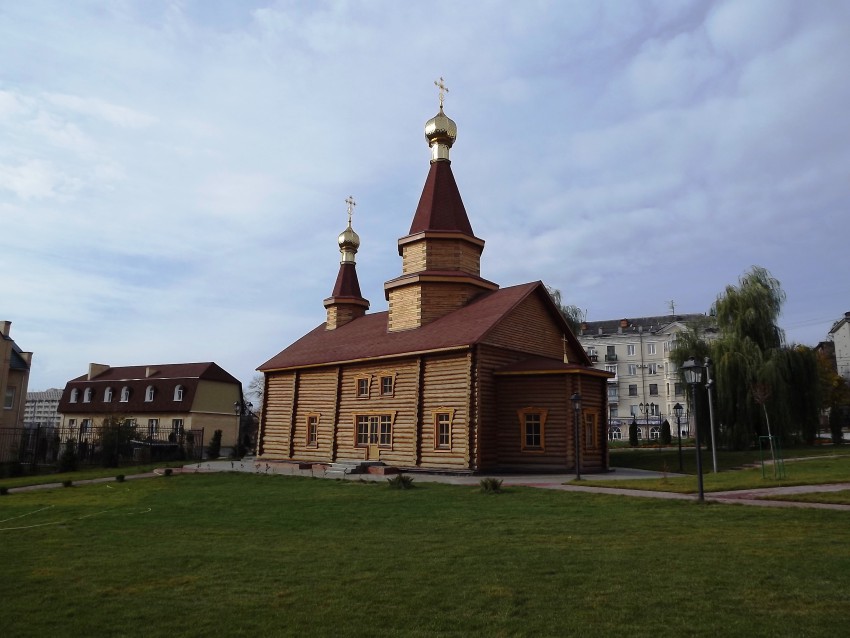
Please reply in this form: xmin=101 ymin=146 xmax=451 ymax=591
xmin=2 ymin=0 xmax=848 ymax=391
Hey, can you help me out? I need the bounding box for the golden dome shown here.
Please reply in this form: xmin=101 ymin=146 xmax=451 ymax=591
xmin=338 ymin=224 xmax=360 ymax=251
xmin=425 ymin=107 xmax=457 ymax=148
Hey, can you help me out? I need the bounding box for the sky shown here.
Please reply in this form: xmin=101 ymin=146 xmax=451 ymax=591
xmin=2 ymin=0 xmax=848 ymax=392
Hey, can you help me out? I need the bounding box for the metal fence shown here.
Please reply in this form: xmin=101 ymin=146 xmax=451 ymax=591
xmin=0 ymin=424 xmax=205 ymax=472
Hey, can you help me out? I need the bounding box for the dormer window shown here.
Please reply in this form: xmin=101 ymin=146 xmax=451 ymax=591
xmin=70 ymin=388 xmax=79 ymax=403
xmin=83 ymin=388 xmax=93 ymax=403
xmin=145 ymin=386 xmax=155 ymax=402
xmin=120 ymin=386 xmax=130 ymax=402
xmin=174 ymin=385 xmax=184 ymax=401
xmin=104 ymin=387 xmax=113 ymax=402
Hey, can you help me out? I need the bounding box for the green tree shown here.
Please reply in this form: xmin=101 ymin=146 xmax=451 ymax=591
xmin=545 ymin=286 xmax=584 ymax=334
xmin=99 ymin=416 xmax=139 ymax=467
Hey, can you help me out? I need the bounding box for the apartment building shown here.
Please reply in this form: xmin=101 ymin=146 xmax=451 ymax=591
xmin=24 ymin=388 xmax=63 ymax=428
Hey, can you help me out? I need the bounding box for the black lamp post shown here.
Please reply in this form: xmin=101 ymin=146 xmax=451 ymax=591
xmin=639 ymin=402 xmax=657 ymax=441
xmin=682 ymin=357 xmax=705 ymax=502
xmin=673 ymin=402 xmax=684 ymax=472
xmin=234 ymin=400 xmax=254 ymax=457
xmin=570 ymin=392 xmax=582 ymax=481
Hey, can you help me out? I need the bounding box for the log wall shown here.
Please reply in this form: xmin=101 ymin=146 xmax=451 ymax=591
xmin=260 ymin=372 xmax=296 ymax=458
xmin=419 ymin=352 xmax=471 ymax=470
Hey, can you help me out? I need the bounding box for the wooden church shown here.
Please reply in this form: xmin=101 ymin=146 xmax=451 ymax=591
xmin=257 ymin=88 xmax=612 ymax=473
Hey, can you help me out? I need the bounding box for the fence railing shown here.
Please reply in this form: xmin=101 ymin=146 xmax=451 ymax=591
xmin=0 ymin=424 xmax=205 ymax=470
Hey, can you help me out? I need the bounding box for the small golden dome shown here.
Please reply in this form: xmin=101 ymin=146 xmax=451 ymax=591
xmin=425 ymin=107 xmax=457 ymax=148
xmin=338 ymin=224 xmax=360 ymax=251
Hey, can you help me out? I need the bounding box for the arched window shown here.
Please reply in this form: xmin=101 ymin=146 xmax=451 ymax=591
xmin=83 ymin=388 xmax=93 ymax=403
xmin=120 ymin=386 xmax=130 ymax=402
xmin=145 ymin=386 xmax=155 ymax=402
xmin=70 ymin=388 xmax=79 ymax=403
xmin=104 ymin=387 xmax=113 ymax=402
xmin=609 ymin=426 xmax=622 ymax=441
xmin=650 ymin=426 xmax=661 ymax=440
xmin=173 ymin=385 xmax=184 ymax=401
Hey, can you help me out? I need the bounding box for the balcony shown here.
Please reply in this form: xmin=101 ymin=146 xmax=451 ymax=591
xmin=605 ymin=354 xmax=618 ymax=362
xmin=589 ymin=354 xmax=599 ymax=363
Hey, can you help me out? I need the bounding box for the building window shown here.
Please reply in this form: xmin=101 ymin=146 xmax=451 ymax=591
xmin=355 ymin=414 xmax=394 ymax=447
xmin=628 ymin=364 xmax=637 ymax=375
xmin=627 ymin=344 xmax=636 ymax=356
xmin=433 ymin=409 xmax=455 ymax=450
xmin=648 ymin=363 xmax=658 ymax=375
xmin=70 ymin=388 xmax=79 ymax=403
xmin=380 ymin=374 xmax=395 ymax=396
xmin=628 ymin=384 xmax=638 ymax=396
xmin=630 ymin=405 xmax=639 ymax=416
xmin=120 ymin=386 xmax=130 ymax=402
xmin=608 ymin=386 xmax=618 ymax=400
xmin=174 ymin=385 xmax=184 ymax=401
xmin=148 ymin=418 xmax=159 ymax=437
xmin=649 ymin=384 xmax=658 ymax=396
xmin=81 ymin=419 xmax=91 ymax=434
xmin=584 ymin=413 xmax=598 ymax=450
xmin=674 ymin=383 xmax=684 ymax=396
xmin=3 ymin=387 xmax=14 ymax=409
xmin=355 ymin=375 xmax=371 ymax=399
xmin=83 ymin=388 xmax=93 ymax=403
xmin=124 ymin=418 xmax=136 ymax=429
xmin=650 ymin=426 xmax=661 ymax=440
xmin=104 ymin=387 xmax=113 ymax=402
xmin=171 ymin=419 xmax=183 ymax=437
xmin=609 ymin=425 xmax=622 ymax=441
xmin=605 ymin=364 xmax=617 ymax=375
xmin=610 ymin=406 xmax=618 ymax=418
xmin=647 ymin=343 xmax=657 ymax=355
xmin=518 ymin=408 xmax=547 ymax=452
xmin=306 ymin=414 xmax=319 ymax=447
xmin=145 ymin=386 xmax=155 ymax=402
xmin=68 ymin=418 xmax=76 ymax=430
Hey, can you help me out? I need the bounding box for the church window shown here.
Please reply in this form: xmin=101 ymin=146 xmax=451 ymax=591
xmin=433 ymin=409 xmax=455 ymax=450
xmin=355 ymin=413 xmax=394 ymax=447
xmin=306 ymin=414 xmax=319 ymax=447
xmin=355 ymin=375 xmax=371 ymax=399
xmin=518 ymin=408 xmax=547 ymax=452
xmin=380 ymin=374 xmax=395 ymax=396
xmin=584 ymin=413 xmax=598 ymax=450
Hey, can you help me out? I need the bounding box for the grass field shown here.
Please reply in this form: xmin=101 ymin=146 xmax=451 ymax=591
xmin=1 ymin=473 xmax=849 ymax=637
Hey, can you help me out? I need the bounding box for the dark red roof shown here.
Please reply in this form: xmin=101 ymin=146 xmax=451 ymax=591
xmin=330 ymin=262 xmax=364 ymax=299
xmin=259 ymin=281 xmax=590 ymax=371
xmin=496 ymin=357 xmax=614 ymax=378
xmin=408 ymin=161 xmax=475 ymax=235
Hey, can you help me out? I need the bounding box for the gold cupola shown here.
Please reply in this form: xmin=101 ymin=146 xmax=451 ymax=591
xmin=324 ymin=196 xmax=369 ymax=330
xmin=425 ymin=77 xmax=457 ymax=162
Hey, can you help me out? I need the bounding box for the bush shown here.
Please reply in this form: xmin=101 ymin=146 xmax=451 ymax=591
xmin=387 ymin=474 xmax=414 ymax=490
xmin=207 ymin=430 xmax=222 ymax=459
xmin=58 ymin=439 xmax=78 ymax=473
xmin=830 ymin=408 xmax=844 ymax=445
xmin=629 ymin=421 xmax=639 ymax=447
xmin=479 ymin=477 xmax=503 ymax=494
xmin=661 ymin=420 xmax=672 ymax=445
xmin=116 ymin=475 xmax=125 ymax=483
xmin=0 ymin=487 xmax=8 ymax=496
xmin=62 ymin=480 xmax=73 ymax=488
xmin=164 ymin=468 xmax=173 ymax=477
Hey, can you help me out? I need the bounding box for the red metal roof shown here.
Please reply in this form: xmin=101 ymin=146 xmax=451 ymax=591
xmin=259 ymin=281 xmax=590 ymax=371
xmin=408 ymin=161 xmax=475 ymax=236
xmin=330 ymin=262 xmax=364 ymax=299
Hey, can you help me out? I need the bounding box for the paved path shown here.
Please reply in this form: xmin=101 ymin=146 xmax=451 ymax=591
xmin=4 ymin=461 xmax=849 ymax=511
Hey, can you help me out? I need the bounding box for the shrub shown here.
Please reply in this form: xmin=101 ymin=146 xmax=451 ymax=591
xmin=830 ymin=408 xmax=844 ymax=446
xmin=661 ymin=420 xmax=672 ymax=445
xmin=58 ymin=439 xmax=78 ymax=473
xmin=116 ymin=475 xmax=125 ymax=483
xmin=164 ymin=468 xmax=173 ymax=477
xmin=0 ymin=487 xmax=8 ymax=496
xmin=387 ymin=474 xmax=414 ymax=490
xmin=62 ymin=480 xmax=73 ymax=488
xmin=207 ymin=430 xmax=222 ymax=459
xmin=629 ymin=421 xmax=639 ymax=447
xmin=479 ymin=477 xmax=503 ymax=494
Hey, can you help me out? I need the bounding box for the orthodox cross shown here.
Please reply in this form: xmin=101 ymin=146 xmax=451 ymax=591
xmin=434 ymin=77 xmax=449 ymax=109
xmin=562 ymin=334 xmax=569 ymax=364
xmin=345 ymin=195 xmax=356 ymax=226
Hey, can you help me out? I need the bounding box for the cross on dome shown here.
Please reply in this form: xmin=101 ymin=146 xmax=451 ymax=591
xmin=434 ymin=77 xmax=449 ymax=109
xmin=345 ymin=195 xmax=356 ymax=226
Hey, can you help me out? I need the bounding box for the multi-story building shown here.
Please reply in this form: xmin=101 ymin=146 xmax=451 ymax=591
xmin=24 ymin=388 xmax=63 ymax=429
xmin=1 ymin=321 xmax=32 ymax=461
xmin=829 ymin=311 xmax=850 ymax=382
xmin=577 ymin=315 xmax=716 ymax=441
xmin=58 ymin=362 xmax=244 ymax=457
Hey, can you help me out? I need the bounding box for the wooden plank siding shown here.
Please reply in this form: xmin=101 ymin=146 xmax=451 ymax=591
xmin=484 ymin=291 xmax=583 ymax=362
xmin=290 ymin=368 xmax=338 ymax=462
xmin=418 ymin=352 xmax=471 ymax=470
xmin=259 ymin=372 xmax=296 ymax=458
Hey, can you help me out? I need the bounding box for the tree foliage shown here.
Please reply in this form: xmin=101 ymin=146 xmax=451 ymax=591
xmin=545 ymin=286 xmax=584 ymax=335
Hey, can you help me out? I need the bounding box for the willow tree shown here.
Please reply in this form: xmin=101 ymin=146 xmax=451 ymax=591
xmin=545 ymin=286 xmax=584 ymax=334
xmin=709 ymin=266 xmax=820 ymax=448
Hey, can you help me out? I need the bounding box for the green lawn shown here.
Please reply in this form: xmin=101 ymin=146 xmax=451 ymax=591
xmin=762 ymin=489 xmax=850 ymax=505
xmin=0 ymin=460 xmax=187 ymax=489
xmin=1 ymin=474 xmax=849 ymax=637
xmin=584 ymin=454 xmax=850 ymax=493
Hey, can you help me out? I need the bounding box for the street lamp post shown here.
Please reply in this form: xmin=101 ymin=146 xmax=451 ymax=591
xmin=639 ymin=402 xmax=657 ymax=441
xmin=571 ymin=392 xmax=582 ymax=481
xmin=234 ymin=400 xmax=254 ymax=458
xmin=673 ymin=402 xmax=684 ymax=472
xmin=682 ymin=357 xmax=705 ymax=502
xmin=704 ymin=357 xmax=718 ymax=473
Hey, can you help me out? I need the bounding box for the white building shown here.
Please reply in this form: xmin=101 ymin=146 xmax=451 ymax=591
xmin=829 ymin=312 xmax=850 ymax=382
xmin=576 ymin=314 xmax=717 ymax=441
xmin=24 ymin=388 xmax=63 ymax=429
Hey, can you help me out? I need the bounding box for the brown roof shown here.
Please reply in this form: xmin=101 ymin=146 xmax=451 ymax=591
xmin=58 ymin=362 xmax=240 ymax=415
xmin=496 ymin=357 xmax=614 ymax=378
xmin=259 ymin=281 xmax=591 ymax=371
xmin=408 ymin=160 xmax=475 ymax=236
xmin=330 ymin=262 xmax=364 ymax=299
